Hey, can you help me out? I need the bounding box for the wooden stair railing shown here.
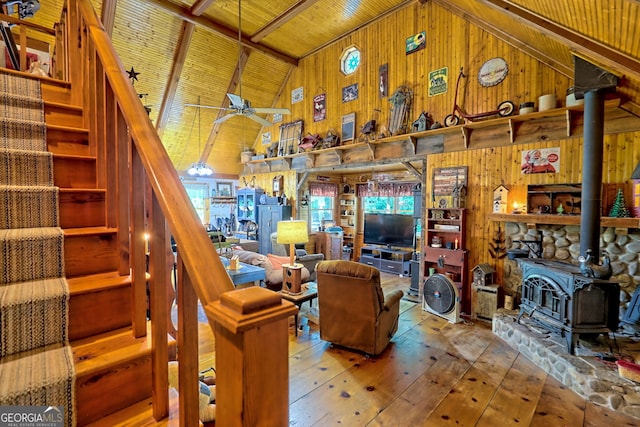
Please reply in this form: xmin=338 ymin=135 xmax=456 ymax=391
xmin=57 ymin=0 xmax=297 ymax=425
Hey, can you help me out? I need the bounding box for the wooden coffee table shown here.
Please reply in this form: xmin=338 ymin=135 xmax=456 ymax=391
xmin=279 ymin=282 xmax=318 ymax=336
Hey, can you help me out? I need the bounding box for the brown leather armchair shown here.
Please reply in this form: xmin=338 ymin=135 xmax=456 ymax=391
xmin=316 ymin=260 xmax=404 ymax=355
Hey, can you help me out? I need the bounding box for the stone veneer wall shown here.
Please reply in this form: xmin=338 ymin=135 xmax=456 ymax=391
xmin=501 ymin=222 xmax=640 ymax=322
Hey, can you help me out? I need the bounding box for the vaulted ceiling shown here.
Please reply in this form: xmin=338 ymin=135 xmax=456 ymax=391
xmin=28 ymin=0 xmax=640 ymax=177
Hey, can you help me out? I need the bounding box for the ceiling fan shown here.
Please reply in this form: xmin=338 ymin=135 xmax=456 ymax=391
xmin=187 ymin=94 xmax=290 ymax=127
xmin=185 ymin=0 xmax=290 ymax=126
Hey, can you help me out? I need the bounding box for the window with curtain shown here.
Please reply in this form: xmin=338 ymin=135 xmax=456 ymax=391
xmin=184 ymin=182 xmax=210 ymax=225
xmin=358 ymin=182 xmax=416 ymax=215
xmin=309 ymin=182 xmax=338 ymax=231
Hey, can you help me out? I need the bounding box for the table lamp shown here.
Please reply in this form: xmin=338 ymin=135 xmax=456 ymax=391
xmin=276 ymin=220 xmax=309 ymax=267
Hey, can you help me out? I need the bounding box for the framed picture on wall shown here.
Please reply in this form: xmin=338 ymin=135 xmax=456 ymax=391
xmin=217 ymin=182 xmax=233 ymax=197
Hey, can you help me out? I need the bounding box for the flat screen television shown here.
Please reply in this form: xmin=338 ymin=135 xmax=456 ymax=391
xmin=363 ymin=213 xmax=414 ymax=248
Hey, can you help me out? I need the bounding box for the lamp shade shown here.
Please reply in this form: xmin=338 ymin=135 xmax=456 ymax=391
xmin=276 ymin=220 xmax=309 ymax=244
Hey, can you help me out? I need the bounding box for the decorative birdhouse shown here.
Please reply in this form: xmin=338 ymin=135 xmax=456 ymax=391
xmin=493 ymin=185 xmax=509 ymax=213
xmin=452 ymin=183 xmax=466 ymax=208
xmin=472 ymin=263 xmax=496 ymax=288
xmin=412 ymin=111 xmax=431 ymax=132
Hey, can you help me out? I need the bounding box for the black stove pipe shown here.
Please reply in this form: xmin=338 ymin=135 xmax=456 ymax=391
xmin=580 ymin=89 xmax=606 ymax=258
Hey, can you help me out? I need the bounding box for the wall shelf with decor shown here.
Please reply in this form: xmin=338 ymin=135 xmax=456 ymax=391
xmin=241 ymin=98 xmax=628 ymax=175
xmin=487 ymin=212 xmax=640 ymax=228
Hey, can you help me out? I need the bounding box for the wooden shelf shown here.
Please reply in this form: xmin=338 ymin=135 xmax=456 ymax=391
xmin=241 ymin=98 xmax=626 ymax=174
xmin=488 ymin=212 xmax=640 ymax=228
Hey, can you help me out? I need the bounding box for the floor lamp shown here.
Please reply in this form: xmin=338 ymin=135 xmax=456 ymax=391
xmin=277 ymin=220 xmax=309 ymax=294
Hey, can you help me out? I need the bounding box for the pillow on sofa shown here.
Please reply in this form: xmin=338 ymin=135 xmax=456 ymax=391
xmin=231 ymin=250 xmax=310 ymax=289
xmin=267 ymin=254 xmax=291 ymax=270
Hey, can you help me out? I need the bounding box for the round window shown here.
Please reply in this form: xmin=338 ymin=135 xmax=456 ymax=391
xmin=340 ymin=46 xmax=361 ymax=75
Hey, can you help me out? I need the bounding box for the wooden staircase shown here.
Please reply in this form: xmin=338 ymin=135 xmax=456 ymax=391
xmin=39 ymin=76 xmax=169 ymax=425
xmin=0 ymin=2 xmax=298 ymax=425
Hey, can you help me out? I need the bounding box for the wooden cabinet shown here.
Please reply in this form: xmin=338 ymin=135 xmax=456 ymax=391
xmin=257 ymin=205 xmax=291 ymax=255
xmin=527 ymin=183 xmax=581 ymax=215
xmin=316 ymin=231 xmax=343 ymax=260
xmin=423 ymin=208 xmax=469 ymax=315
xmin=237 ymin=188 xmax=263 ymax=222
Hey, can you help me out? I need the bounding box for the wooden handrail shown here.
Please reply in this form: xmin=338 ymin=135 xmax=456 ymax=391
xmin=73 ymin=0 xmax=233 ymax=305
xmin=64 ymin=1 xmax=295 ymax=425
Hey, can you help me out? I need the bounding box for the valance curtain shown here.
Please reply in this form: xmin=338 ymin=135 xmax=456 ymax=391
xmin=309 ymin=182 xmax=338 ymax=197
xmin=356 ymin=182 xmax=417 ymax=197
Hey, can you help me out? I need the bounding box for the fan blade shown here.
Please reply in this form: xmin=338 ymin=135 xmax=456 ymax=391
xmin=214 ymin=113 xmax=238 ymax=124
xmin=247 ymin=114 xmax=273 ymax=127
xmin=185 ymin=104 xmax=234 ymax=111
xmin=226 ymin=93 xmax=244 ymax=108
xmin=252 ymin=107 xmax=291 ymax=114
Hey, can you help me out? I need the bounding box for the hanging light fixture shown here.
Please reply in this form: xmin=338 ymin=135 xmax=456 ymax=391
xmin=186 ymin=96 xmax=214 ymax=177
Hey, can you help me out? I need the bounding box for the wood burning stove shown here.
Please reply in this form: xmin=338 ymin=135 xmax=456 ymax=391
xmin=518 ymin=259 xmax=620 ymax=354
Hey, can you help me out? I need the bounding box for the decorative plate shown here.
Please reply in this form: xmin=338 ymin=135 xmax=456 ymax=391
xmin=478 ymin=58 xmax=509 ymax=87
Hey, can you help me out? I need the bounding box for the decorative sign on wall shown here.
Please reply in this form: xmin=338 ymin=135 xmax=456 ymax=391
xmin=405 ymin=31 xmax=426 ymax=55
xmin=521 ymin=147 xmax=560 ymax=174
xmin=291 ymin=86 xmax=304 ymax=104
xmin=432 ymin=166 xmax=468 ymax=208
xmin=272 ymin=113 xmax=283 ymax=123
xmin=341 ymin=112 xmax=356 ymax=143
xmin=342 ymin=83 xmax=358 ymax=103
xmin=261 ymin=132 xmax=271 ymax=145
xmin=428 ymin=67 xmax=448 ymax=97
xmin=313 ymin=93 xmax=326 ymax=122
xmin=379 ymin=63 xmax=388 ymax=98
xmin=478 ymin=57 xmax=509 ymax=87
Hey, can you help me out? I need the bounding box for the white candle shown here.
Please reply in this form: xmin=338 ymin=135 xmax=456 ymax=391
xmin=454 ymin=238 xmax=458 ymax=250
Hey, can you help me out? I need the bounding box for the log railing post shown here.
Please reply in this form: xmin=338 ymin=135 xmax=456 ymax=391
xmin=207 ymin=288 xmax=297 ymax=426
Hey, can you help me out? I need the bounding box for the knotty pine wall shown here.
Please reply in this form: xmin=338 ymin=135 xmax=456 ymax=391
xmin=241 ymin=1 xmax=640 ymax=312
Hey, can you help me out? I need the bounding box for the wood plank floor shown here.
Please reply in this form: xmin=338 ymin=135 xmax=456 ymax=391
xmin=196 ymin=273 xmax=639 ymax=427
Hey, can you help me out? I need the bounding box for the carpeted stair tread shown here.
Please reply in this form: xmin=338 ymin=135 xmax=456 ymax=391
xmin=0 ymin=148 xmax=53 ymax=186
xmin=0 ymin=70 xmax=74 ymax=426
xmin=0 ymin=344 xmax=75 ymax=426
xmin=0 ymin=72 xmax=41 ymax=99
xmin=0 ymin=277 xmax=69 ymax=357
xmin=0 ymin=185 xmax=59 ymax=229
xmin=0 ymin=227 xmax=64 ymax=284
xmin=0 ymin=92 xmax=44 ymax=122
xmin=0 ymin=117 xmax=47 ymax=151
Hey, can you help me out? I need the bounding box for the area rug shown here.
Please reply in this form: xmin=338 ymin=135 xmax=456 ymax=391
xmin=0 ymin=71 xmax=75 ymax=426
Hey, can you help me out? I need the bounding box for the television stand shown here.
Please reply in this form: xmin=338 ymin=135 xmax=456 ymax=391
xmin=359 ymin=245 xmax=412 ymax=276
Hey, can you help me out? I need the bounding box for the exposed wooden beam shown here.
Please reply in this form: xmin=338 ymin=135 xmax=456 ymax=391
xmin=251 ymin=65 xmax=295 ymax=150
xmin=100 ymin=0 xmax=118 ymax=36
xmin=145 ymin=0 xmax=298 ymax=66
xmin=251 ymin=0 xmax=321 ymax=43
xmin=480 ymin=0 xmax=640 ymax=81
xmin=190 ymin=0 xmax=216 ymax=16
xmin=156 ymin=0 xmax=212 ymax=137
xmin=432 ymin=0 xmax=573 ymax=78
xmin=156 ymin=21 xmax=195 ymax=138
xmin=200 ymin=47 xmax=251 ymax=163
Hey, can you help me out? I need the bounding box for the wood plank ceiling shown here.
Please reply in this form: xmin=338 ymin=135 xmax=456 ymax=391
xmin=27 ymin=0 xmax=640 ymax=177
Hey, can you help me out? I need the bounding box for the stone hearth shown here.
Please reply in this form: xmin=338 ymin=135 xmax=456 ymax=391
xmin=493 ymin=310 xmax=640 ymax=419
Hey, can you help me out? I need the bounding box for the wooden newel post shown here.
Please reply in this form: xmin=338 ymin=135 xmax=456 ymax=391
xmin=206 ymin=287 xmax=298 ymax=426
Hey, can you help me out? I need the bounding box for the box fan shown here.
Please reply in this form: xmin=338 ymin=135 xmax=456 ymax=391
xmin=422 ymin=274 xmax=461 ymax=323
